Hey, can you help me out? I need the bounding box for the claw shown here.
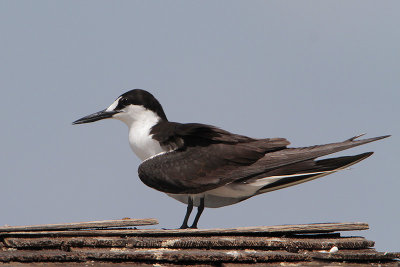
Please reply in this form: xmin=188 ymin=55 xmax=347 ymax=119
xmin=179 ymin=224 xmax=189 ymax=229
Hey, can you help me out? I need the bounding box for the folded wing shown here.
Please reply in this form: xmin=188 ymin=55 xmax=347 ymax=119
xmin=139 ymin=129 xmax=389 ymax=194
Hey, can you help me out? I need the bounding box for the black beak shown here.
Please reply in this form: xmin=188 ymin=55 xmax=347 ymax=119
xmin=72 ymin=109 xmax=120 ymax=125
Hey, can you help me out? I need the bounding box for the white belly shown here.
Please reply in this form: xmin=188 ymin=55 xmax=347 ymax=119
xmin=167 ymin=182 xmax=262 ymax=208
xmin=167 ymin=171 xmax=337 ymax=208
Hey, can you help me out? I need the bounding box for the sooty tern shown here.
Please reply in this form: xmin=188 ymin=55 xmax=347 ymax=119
xmin=73 ymin=89 xmax=389 ymax=229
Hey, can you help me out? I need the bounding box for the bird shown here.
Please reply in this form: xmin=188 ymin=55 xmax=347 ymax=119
xmin=73 ymin=89 xmax=389 ymax=229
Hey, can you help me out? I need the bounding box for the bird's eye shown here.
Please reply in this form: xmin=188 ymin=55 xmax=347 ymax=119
xmin=120 ymin=97 xmax=129 ymax=106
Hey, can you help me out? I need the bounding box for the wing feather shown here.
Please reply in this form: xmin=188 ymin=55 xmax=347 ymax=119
xmin=151 ymin=121 xmax=289 ymax=149
xmin=138 ymin=134 xmax=389 ymax=194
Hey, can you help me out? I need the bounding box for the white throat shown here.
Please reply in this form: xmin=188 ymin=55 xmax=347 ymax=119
xmin=112 ymin=105 xmax=165 ymax=161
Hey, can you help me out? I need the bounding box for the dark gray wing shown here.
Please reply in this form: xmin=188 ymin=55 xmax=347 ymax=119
xmin=138 ymin=134 xmax=389 ymax=194
xmin=139 ymin=138 xmax=290 ymax=194
xmin=140 ymin=122 xmax=289 ymax=194
xmin=243 ymin=135 xmax=390 ymax=175
xmin=150 ymin=122 xmax=288 ymax=150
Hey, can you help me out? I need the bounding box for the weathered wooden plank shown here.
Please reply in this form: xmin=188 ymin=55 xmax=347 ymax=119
xmin=0 ymin=250 xmax=82 ymax=263
xmin=222 ymin=263 xmax=400 ymax=267
xmin=307 ymin=249 xmax=399 ymax=261
xmin=0 ymin=264 xmax=214 ymax=267
xmin=0 ymin=248 xmax=309 ymax=263
xmin=0 ymin=264 xmax=398 ymax=267
xmin=0 ymin=219 xmax=158 ymax=233
xmin=0 ymin=245 xmax=398 ymax=264
xmin=74 ymin=248 xmax=311 ymax=263
xmin=0 ymin=222 xmax=368 ymax=236
xmin=4 ymin=236 xmax=375 ymax=250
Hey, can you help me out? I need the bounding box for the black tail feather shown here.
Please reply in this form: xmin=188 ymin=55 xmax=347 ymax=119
xmin=256 ymin=152 xmax=374 ymax=194
xmin=252 ymin=135 xmax=389 ymax=173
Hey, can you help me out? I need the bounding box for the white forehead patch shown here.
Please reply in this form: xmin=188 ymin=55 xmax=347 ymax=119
xmin=106 ymin=97 xmax=121 ymax=111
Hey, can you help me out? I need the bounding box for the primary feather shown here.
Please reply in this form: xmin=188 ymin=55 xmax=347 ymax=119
xmin=139 ymin=122 xmax=389 ymax=200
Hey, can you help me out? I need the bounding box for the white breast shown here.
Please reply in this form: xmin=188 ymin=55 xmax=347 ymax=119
xmin=113 ymin=104 xmax=166 ymax=161
xmin=128 ymin=123 xmax=165 ymax=161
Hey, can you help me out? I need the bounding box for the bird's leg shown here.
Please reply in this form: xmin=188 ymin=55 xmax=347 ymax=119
xmin=179 ymin=196 xmax=193 ymax=229
xmin=189 ymin=197 xmax=205 ymax=229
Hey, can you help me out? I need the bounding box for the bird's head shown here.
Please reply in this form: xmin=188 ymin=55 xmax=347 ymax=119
xmin=73 ymin=89 xmax=167 ymax=126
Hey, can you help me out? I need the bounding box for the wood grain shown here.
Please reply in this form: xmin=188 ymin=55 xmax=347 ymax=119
xmin=1 ymin=221 xmax=398 ymax=265
xmin=307 ymin=249 xmax=400 ymax=261
xmin=0 ymin=222 xmax=368 ymax=236
xmin=3 ymin=236 xmax=374 ymax=250
xmin=0 ymin=219 xmax=158 ymax=232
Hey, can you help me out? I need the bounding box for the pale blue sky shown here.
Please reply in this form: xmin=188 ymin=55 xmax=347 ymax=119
xmin=1 ymin=1 xmax=399 ymax=251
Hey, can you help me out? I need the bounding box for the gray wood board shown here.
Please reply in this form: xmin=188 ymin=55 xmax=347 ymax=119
xmin=3 ymin=236 xmax=374 ymax=250
xmin=0 ymin=222 xmax=369 ymax=236
xmin=0 ymin=219 xmax=158 ymax=232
